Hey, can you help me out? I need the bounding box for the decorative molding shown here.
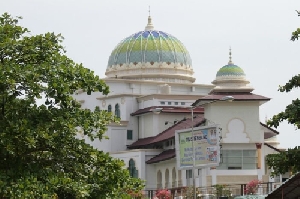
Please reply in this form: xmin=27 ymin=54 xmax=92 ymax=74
xmin=102 ymin=77 xmax=215 ymax=88
xmin=136 ymin=94 xmax=206 ymax=102
xmin=96 ymin=94 xmax=142 ymax=100
xmin=106 ymin=62 xmax=192 ymax=73
xmin=223 ymin=118 xmax=250 ymax=143
xmin=255 ymin=143 xmax=262 ymax=149
xmin=102 ymin=100 xmax=106 ymax=107
xmin=105 ymin=63 xmax=195 ymax=83
xmin=121 ymin=97 xmax=125 ymax=104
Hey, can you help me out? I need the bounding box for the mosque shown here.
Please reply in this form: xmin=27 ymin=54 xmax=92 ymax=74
xmin=74 ymin=14 xmax=281 ymax=194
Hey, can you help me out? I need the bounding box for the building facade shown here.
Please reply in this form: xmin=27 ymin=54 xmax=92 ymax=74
xmin=74 ymin=15 xmax=281 ymax=193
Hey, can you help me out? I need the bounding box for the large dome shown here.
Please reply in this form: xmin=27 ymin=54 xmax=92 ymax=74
xmin=105 ymin=16 xmax=195 ymax=83
xmin=107 ymin=30 xmax=192 ymax=67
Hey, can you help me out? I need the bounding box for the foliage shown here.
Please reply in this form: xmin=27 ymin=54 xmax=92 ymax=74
xmin=212 ymin=184 xmax=232 ymax=198
xmin=291 ymin=11 xmax=300 ymax=40
xmin=154 ymin=189 xmax=171 ymax=199
xmin=0 ymin=12 xmax=144 ymax=198
xmin=184 ymin=186 xmax=194 ymax=199
xmin=266 ymin=11 xmax=300 ymax=177
xmin=126 ymin=189 xmax=143 ymax=199
xmin=266 ymin=146 xmax=300 ymax=176
xmin=184 ymin=186 xmax=204 ymax=199
xmin=244 ymin=180 xmax=261 ymax=195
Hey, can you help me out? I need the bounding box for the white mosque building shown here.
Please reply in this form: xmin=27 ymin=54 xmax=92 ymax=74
xmin=75 ymin=15 xmax=281 ymax=194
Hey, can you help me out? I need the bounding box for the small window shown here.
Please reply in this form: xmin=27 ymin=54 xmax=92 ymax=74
xmin=128 ymin=159 xmax=138 ymax=178
xmin=181 ymin=102 xmax=185 ymax=105
xmin=186 ymin=170 xmax=192 ymax=179
xmin=168 ymin=102 xmax=171 ymax=105
xmin=174 ymin=102 xmax=179 ymax=105
xmin=115 ymin=104 xmax=120 ymax=118
xmin=108 ymin=105 xmax=112 ymax=112
xmin=160 ymin=101 xmax=165 ymax=105
xmin=127 ymin=130 xmax=133 ymax=140
xmin=165 ymin=141 xmax=169 ymax=147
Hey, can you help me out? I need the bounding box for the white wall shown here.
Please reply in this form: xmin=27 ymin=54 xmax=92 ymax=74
xmin=139 ymin=112 xmax=193 ymax=138
xmin=111 ymin=149 xmax=162 ymax=189
xmin=84 ymin=127 xmax=128 ymax=153
xmin=205 ymin=101 xmax=263 ymax=143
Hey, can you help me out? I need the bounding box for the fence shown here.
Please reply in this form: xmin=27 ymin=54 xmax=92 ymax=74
xmin=144 ymin=182 xmax=280 ymax=198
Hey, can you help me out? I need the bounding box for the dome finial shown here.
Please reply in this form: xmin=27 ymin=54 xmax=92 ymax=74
xmin=145 ymin=6 xmax=154 ymax=31
xmin=228 ymin=47 xmax=234 ymax=64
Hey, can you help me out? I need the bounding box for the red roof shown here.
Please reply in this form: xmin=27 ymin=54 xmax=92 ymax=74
xmin=260 ymin=122 xmax=279 ymax=139
xmin=264 ymin=143 xmax=281 ymax=152
xmin=131 ymin=106 xmax=204 ymax=116
xmin=128 ymin=115 xmax=205 ymax=149
xmin=146 ymin=149 xmax=175 ymax=164
xmin=192 ymin=93 xmax=270 ymax=106
xmin=266 ymin=172 xmax=300 ymax=199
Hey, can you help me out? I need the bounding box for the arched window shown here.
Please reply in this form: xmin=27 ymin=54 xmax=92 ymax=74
xmin=108 ymin=105 xmax=112 ymax=112
xmin=172 ymin=167 xmax=177 ymax=188
xmin=165 ymin=169 xmax=169 ymax=188
xmin=157 ymin=170 xmax=162 ymax=189
xmin=128 ymin=159 xmax=138 ymax=178
xmin=178 ymin=170 xmax=182 ymax=187
xmin=115 ymin=104 xmax=120 ymax=118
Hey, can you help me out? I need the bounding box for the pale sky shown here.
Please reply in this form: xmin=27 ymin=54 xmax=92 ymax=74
xmin=1 ymin=0 xmax=300 ymax=149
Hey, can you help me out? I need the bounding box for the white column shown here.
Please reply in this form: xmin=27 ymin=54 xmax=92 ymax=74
xmin=201 ymin=168 xmax=207 ymax=187
xmin=211 ymin=168 xmax=217 ymax=185
xmin=140 ymin=151 xmax=146 ymax=179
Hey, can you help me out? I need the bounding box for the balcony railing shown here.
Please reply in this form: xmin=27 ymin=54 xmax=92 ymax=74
xmin=150 ymin=182 xmax=281 ymax=198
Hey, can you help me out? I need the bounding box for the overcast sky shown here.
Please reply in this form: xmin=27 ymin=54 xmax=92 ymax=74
xmin=1 ymin=0 xmax=300 ymax=149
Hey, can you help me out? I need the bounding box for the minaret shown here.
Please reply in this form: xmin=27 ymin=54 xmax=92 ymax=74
xmin=145 ymin=6 xmax=154 ymax=31
xmin=228 ymin=47 xmax=233 ymax=64
xmin=210 ymin=48 xmax=254 ymax=94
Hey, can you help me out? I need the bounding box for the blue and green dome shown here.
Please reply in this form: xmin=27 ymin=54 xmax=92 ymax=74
xmin=211 ymin=50 xmax=253 ymax=94
xmin=107 ymin=30 xmax=192 ymax=68
xmin=105 ymin=16 xmax=195 ymax=83
xmin=216 ymin=63 xmax=245 ymax=77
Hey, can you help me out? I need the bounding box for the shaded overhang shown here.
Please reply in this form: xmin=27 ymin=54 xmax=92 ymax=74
xmin=131 ymin=106 xmax=204 ymax=116
xmin=192 ymin=93 xmax=270 ymax=107
xmin=146 ymin=149 xmax=175 ymax=164
xmin=266 ymin=172 xmax=300 ymax=199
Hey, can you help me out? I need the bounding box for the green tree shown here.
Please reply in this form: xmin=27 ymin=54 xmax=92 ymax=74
xmin=291 ymin=10 xmax=300 ymax=41
xmin=0 ymin=13 xmax=144 ymax=198
xmin=266 ymin=12 xmax=300 ymax=176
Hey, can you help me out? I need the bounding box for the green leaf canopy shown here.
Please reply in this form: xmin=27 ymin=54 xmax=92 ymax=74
xmin=0 ymin=13 xmax=144 ymax=198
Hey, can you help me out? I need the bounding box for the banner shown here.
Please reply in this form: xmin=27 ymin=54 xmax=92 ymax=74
xmin=175 ymin=125 xmax=220 ymax=169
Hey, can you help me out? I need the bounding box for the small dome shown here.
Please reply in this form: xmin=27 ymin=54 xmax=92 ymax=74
xmin=105 ymin=16 xmax=195 ymax=83
xmin=210 ymin=49 xmax=253 ymax=94
xmin=216 ymin=63 xmax=245 ymax=78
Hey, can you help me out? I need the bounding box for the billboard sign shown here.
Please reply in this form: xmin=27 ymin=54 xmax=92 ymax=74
xmin=175 ymin=125 xmax=220 ymax=169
